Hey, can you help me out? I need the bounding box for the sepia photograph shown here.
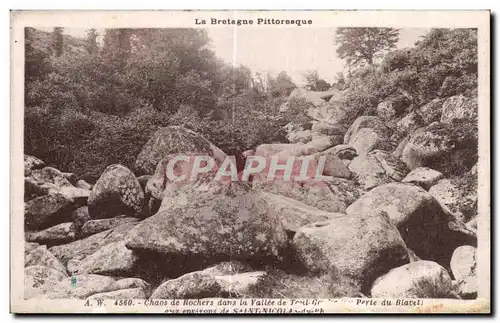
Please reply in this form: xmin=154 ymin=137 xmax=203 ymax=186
xmin=10 ymin=10 xmax=490 ymax=314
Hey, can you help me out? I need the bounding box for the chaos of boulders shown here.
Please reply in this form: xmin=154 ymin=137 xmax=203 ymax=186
xmin=24 ymin=87 xmax=479 ymax=301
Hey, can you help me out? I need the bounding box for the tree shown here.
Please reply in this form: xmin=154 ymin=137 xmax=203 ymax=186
xmin=52 ymin=27 xmax=64 ymax=57
xmin=85 ymin=28 xmax=99 ymax=54
xmin=25 ymin=28 xmax=52 ymax=106
xmin=303 ymin=70 xmax=331 ymax=91
xmin=335 ymin=28 xmax=400 ymax=66
xmin=102 ymin=29 xmax=133 ymax=66
xmin=332 ymin=71 xmax=346 ymax=90
xmin=25 ymin=28 xmax=51 ymax=82
xmin=335 ymin=72 xmax=345 ymax=85
xmin=124 ymin=29 xmax=218 ymax=112
xmin=268 ymin=71 xmax=296 ymax=97
xmin=24 ymin=26 xmax=296 ymax=180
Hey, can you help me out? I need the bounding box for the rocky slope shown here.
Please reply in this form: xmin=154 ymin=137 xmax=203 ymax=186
xmin=23 ymin=88 xmax=479 ymax=300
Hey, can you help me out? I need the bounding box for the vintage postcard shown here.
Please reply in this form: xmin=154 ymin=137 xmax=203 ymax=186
xmin=10 ymin=10 xmax=490 ymax=314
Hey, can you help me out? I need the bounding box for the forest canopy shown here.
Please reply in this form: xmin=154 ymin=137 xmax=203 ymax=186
xmin=24 ymin=27 xmax=295 ymax=180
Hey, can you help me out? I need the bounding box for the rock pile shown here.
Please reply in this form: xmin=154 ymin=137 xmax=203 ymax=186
xmin=24 ymin=90 xmax=478 ymax=300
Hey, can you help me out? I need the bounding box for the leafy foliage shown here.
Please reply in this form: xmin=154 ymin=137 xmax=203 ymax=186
xmin=285 ymin=97 xmax=314 ymax=126
xmin=303 ymin=70 xmax=331 ymax=91
xmin=335 ymin=28 xmax=400 ymax=66
xmin=425 ymin=118 xmax=478 ymax=178
xmin=268 ymin=71 xmax=296 ymax=97
xmin=24 ymin=27 xmax=289 ymax=180
xmin=338 ymin=28 xmax=477 ymax=115
xmin=51 ymin=27 xmax=64 ymax=57
xmin=84 ymin=28 xmax=99 ymax=55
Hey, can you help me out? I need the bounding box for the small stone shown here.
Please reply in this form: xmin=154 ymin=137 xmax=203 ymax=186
xmin=402 ymin=167 xmax=444 ymax=190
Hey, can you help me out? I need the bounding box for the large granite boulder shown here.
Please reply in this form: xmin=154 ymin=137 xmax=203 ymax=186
xmin=26 ymin=222 xmax=76 ymax=246
xmin=145 ymin=151 xmax=224 ymax=215
xmin=349 ymin=154 xmax=394 ymax=190
xmin=25 ymin=245 xmax=67 ymax=275
xmin=151 ymin=261 xmax=264 ymax=299
xmin=344 ymin=116 xmax=390 ymax=156
xmin=450 ymin=246 xmax=478 ymax=299
xmin=284 ymin=88 xmax=360 ymax=126
xmin=450 ymin=245 xmax=477 ymax=299
xmin=416 ymin=98 xmax=444 ymax=125
xmin=401 ymin=122 xmax=456 ymax=170
xmin=440 ymin=94 xmax=478 ymax=124
xmin=24 ymin=265 xmax=68 ymax=299
xmin=261 ymin=191 xmax=339 ymax=233
xmin=344 ymin=116 xmax=390 ymax=145
xmin=25 ymin=194 xmax=76 ymax=231
xmin=49 ymin=222 xmax=138 ymax=266
xmin=24 ymin=155 xmax=45 ymax=176
xmin=25 ymin=242 xmax=40 ymax=255
xmin=371 ymin=261 xmax=453 ymax=298
xmin=135 ymin=126 xmax=225 ymax=176
xmin=293 ymin=212 xmax=410 ymax=293
xmin=88 ymin=164 xmax=144 ymax=219
xmin=28 ymin=167 xmax=74 ymax=188
xmin=67 ymin=241 xmax=138 ymax=276
xmin=348 ymin=150 xmax=408 ymax=190
xmin=429 ymin=179 xmax=475 ymax=223
xmin=253 ymin=176 xmax=360 ymax=213
xmin=450 ymin=245 xmax=477 ymax=281
xmin=108 ymin=278 xmax=151 ymax=297
xmin=346 ymin=183 xmax=476 ymax=268
xmin=24 ymin=178 xmax=90 ymax=204
xmin=126 ymin=182 xmax=289 ymax=265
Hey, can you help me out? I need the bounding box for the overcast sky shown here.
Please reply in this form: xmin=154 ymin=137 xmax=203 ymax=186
xmin=40 ymin=27 xmax=429 ymax=85
xmin=207 ymin=28 xmax=428 ymax=85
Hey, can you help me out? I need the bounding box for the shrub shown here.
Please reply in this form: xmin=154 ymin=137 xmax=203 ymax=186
xmin=424 ymin=118 xmax=478 ymax=178
xmin=342 ymin=28 xmax=477 ymax=115
xmin=170 ymin=104 xmax=286 ymax=157
xmin=244 ymin=269 xmax=363 ymax=298
xmin=382 ymin=49 xmax=411 ymax=72
xmin=285 ymin=97 xmax=314 ymax=125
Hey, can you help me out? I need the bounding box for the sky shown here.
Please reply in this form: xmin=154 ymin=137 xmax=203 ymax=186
xmin=41 ymin=27 xmax=429 ymax=85
xmin=207 ymin=28 xmax=428 ymax=85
